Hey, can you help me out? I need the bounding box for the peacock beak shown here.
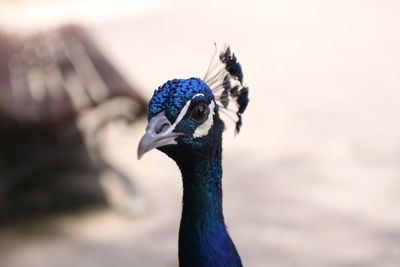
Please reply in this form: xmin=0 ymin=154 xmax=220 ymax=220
xmin=137 ymin=111 xmax=183 ymax=159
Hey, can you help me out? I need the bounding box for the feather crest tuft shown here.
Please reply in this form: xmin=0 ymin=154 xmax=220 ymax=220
xmin=203 ymin=45 xmax=249 ymax=134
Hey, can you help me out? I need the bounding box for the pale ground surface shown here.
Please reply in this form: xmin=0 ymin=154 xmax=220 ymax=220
xmin=0 ymin=0 xmax=400 ymax=266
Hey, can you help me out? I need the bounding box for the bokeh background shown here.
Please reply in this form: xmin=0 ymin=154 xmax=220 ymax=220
xmin=0 ymin=0 xmax=400 ymax=266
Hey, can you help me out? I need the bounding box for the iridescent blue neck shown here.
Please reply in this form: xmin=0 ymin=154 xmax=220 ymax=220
xmin=175 ymin=142 xmax=243 ymax=267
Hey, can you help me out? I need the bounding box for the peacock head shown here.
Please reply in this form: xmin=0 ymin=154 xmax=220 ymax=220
xmin=137 ymin=46 xmax=249 ymax=160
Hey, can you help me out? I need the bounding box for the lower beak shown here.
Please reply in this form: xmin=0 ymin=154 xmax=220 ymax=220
xmin=137 ymin=112 xmax=183 ymax=159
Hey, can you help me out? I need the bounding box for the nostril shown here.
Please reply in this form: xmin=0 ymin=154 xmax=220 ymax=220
xmin=155 ymin=122 xmax=169 ymax=134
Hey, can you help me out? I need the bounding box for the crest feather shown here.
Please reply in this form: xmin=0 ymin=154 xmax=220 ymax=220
xmin=203 ymin=45 xmax=249 ymax=134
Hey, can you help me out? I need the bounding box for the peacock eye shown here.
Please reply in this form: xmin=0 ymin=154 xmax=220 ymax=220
xmin=189 ymin=103 xmax=210 ymax=122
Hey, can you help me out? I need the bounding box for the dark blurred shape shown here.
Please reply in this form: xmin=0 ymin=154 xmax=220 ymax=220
xmin=0 ymin=25 xmax=147 ymax=223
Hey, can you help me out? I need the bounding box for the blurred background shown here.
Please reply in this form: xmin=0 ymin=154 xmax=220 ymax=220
xmin=0 ymin=0 xmax=399 ymax=266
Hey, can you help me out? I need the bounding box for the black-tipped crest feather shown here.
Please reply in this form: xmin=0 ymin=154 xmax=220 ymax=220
xmin=204 ymin=45 xmax=249 ymax=134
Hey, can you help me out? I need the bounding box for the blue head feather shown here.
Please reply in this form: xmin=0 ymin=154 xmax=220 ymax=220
xmin=148 ymin=78 xmax=214 ymax=121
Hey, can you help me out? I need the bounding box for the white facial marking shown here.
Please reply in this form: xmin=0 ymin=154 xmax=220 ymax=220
xmin=164 ymin=93 xmax=205 ymax=135
xmin=193 ymin=101 xmax=215 ymax=138
xmin=157 ymin=136 xmax=178 ymax=146
xmin=163 ymin=93 xmax=215 ymax=139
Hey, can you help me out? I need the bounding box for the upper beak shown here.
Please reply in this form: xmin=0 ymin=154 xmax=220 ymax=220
xmin=137 ymin=111 xmax=183 ymax=159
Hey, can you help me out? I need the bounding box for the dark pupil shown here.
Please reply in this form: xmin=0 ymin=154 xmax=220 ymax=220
xmin=190 ymin=103 xmax=208 ymax=122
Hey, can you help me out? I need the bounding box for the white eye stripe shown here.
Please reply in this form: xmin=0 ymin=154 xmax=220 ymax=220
xmin=193 ymin=101 xmax=215 ymax=138
xmin=170 ymin=100 xmax=191 ymax=129
xmin=168 ymin=93 xmax=205 ymax=130
xmin=191 ymin=93 xmax=205 ymax=99
xmin=165 ymin=93 xmax=214 ymax=138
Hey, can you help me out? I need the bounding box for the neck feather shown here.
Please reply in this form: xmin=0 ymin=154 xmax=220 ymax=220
xmin=176 ymin=141 xmax=242 ymax=267
xmin=180 ymin=144 xmax=223 ymax=223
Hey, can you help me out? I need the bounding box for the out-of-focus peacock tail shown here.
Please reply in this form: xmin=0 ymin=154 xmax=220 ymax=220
xmin=204 ymin=44 xmax=249 ymax=134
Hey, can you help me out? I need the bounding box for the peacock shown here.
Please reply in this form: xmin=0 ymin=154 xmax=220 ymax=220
xmin=138 ymin=45 xmax=249 ymax=267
